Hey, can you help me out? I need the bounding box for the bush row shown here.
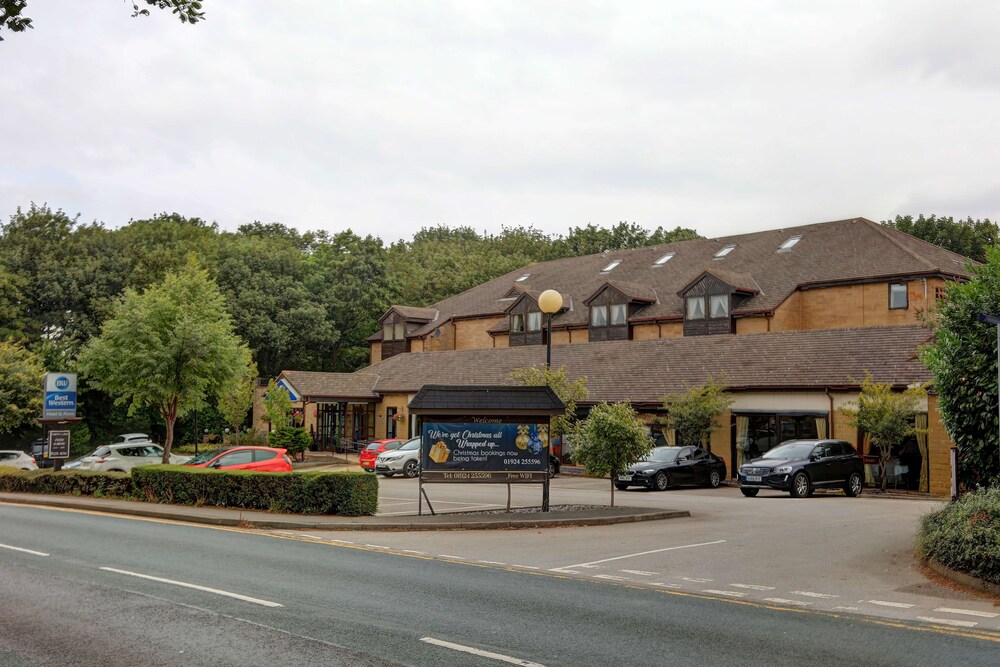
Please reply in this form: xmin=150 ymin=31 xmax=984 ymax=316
xmin=918 ymin=486 xmax=1000 ymax=585
xmin=0 ymin=466 xmax=378 ymax=516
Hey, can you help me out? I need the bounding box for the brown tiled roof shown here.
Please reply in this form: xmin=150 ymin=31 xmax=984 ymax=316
xmin=278 ymin=370 xmax=378 ymax=400
xmin=601 ymin=280 xmax=658 ymax=304
xmin=387 ymin=305 xmax=439 ymax=322
xmin=398 ymin=218 xmax=971 ymax=336
xmin=353 ymin=325 xmax=934 ymax=405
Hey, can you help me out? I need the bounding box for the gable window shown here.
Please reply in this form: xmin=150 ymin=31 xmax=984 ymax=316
xmin=889 ymin=282 xmax=908 ymax=310
xmin=590 ymin=305 xmax=608 ymax=327
xmin=709 ymin=294 xmax=729 ymax=318
xmin=686 ymin=297 xmax=705 ymax=320
xmin=610 ymin=303 xmax=627 ymax=326
xmin=527 ymin=311 xmax=542 ymax=332
xmin=511 ymin=313 xmax=525 ymax=333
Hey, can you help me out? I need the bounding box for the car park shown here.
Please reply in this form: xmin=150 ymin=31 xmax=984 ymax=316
xmin=78 ymin=443 xmax=191 ymax=473
xmin=375 ymin=437 xmax=420 ymax=478
xmin=359 ymin=438 xmax=405 ymax=472
xmin=184 ymin=446 xmax=292 ymax=472
xmin=738 ymin=439 xmax=864 ymax=498
xmin=0 ymin=450 xmax=39 ymax=471
xmin=615 ymin=446 xmax=726 ymax=491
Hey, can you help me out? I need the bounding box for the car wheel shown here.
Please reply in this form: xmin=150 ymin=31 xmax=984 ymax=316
xmin=614 ymin=482 xmax=630 ymax=491
xmin=654 ymin=471 xmax=670 ymax=491
xmin=548 ymin=460 xmax=558 ymax=478
xmin=789 ymin=472 xmax=812 ymax=498
xmin=403 ymin=460 xmax=419 ymax=478
xmin=707 ymin=470 xmax=722 ymax=488
xmin=740 ymin=487 xmax=759 ymax=497
xmin=844 ymin=471 xmax=863 ymax=497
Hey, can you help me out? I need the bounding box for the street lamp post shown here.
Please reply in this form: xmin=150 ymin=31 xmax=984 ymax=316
xmin=537 ymin=289 xmax=563 ymax=513
xmin=976 ymin=312 xmax=1000 ymax=475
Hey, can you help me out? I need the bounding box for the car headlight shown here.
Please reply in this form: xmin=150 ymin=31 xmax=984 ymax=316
xmin=637 ymin=469 xmax=655 ymax=475
xmin=381 ymin=455 xmax=400 ymax=462
xmin=774 ymin=465 xmax=792 ymax=474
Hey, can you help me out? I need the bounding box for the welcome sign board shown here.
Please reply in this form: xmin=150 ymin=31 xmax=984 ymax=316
xmin=421 ymin=421 xmax=549 ymax=483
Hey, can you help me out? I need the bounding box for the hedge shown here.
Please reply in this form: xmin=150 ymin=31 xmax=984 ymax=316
xmin=131 ymin=466 xmax=378 ymax=516
xmin=0 ymin=465 xmax=379 ymax=516
xmin=918 ymin=487 xmax=1000 ymax=585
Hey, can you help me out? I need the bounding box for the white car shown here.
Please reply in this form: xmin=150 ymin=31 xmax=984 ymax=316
xmin=0 ymin=450 xmax=39 ymax=471
xmin=78 ymin=443 xmax=190 ymax=474
xmin=109 ymin=433 xmax=154 ymax=446
xmin=374 ymin=437 xmax=420 ymax=478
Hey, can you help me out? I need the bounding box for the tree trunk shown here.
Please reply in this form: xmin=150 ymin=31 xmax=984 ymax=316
xmin=879 ymin=443 xmax=891 ymax=492
xmin=610 ymin=474 xmax=616 ymax=508
xmin=161 ymin=398 xmax=178 ymax=464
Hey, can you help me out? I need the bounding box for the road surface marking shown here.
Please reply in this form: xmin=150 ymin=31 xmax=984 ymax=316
xmin=548 ymin=569 xmax=580 ymax=574
xmin=764 ymin=598 xmax=812 ymax=606
xmin=593 ymin=574 xmax=628 ymax=581
xmin=792 ymin=591 xmax=839 ymax=599
xmin=298 ymin=534 xmax=323 ymax=540
xmin=402 ymin=549 xmax=424 ymax=554
xmin=934 ymin=608 xmax=999 ymax=618
xmin=650 ymin=582 xmax=681 ymax=588
xmin=99 ymin=567 xmax=283 ymax=607
xmin=703 ymin=589 xmax=746 ymax=598
xmin=364 ymin=544 xmax=389 ymax=549
xmin=834 ymin=606 xmax=860 ymax=612
xmin=328 ymin=539 xmax=354 ymax=544
xmin=439 ymin=554 xmax=466 ymax=559
xmin=552 ymin=540 xmax=725 ymax=572
xmin=680 ymin=577 xmax=713 ymax=583
xmin=917 ymin=617 xmax=978 ymax=628
xmin=731 ymin=584 xmax=774 ymax=591
xmin=868 ymin=600 xmax=915 ymax=609
xmin=513 ymin=565 xmax=540 ymax=570
xmin=620 ymin=570 xmax=659 ymax=576
xmin=480 ymin=561 xmax=507 ymax=565
xmin=420 ymin=637 xmax=544 ymax=667
xmin=0 ymin=543 xmax=49 ymax=557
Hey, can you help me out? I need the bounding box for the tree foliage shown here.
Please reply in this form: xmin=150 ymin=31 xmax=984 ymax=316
xmin=922 ymin=247 xmax=1000 ymax=489
xmin=268 ymin=426 xmax=310 ymax=461
xmin=0 ymin=0 xmax=205 ymax=40
xmin=216 ymin=353 xmax=257 ymax=434
xmin=78 ymin=265 xmax=248 ymax=461
xmin=509 ymin=365 xmax=588 ymax=439
xmin=660 ymin=378 xmax=733 ymax=449
xmin=882 ymin=214 xmax=998 ymax=263
xmin=262 ymin=379 xmax=293 ymax=431
xmin=0 ymin=341 xmax=43 ymax=434
xmin=842 ymin=374 xmax=927 ymax=491
xmin=574 ymin=401 xmax=652 ymax=507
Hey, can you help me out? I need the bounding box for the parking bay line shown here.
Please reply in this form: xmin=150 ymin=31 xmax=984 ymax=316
xmin=550 ymin=540 xmax=726 ymax=572
xmin=0 ymin=543 xmax=49 ymax=557
xmin=934 ymin=608 xmax=999 ymax=619
xmin=420 ymin=637 xmax=545 ymax=667
xmin=99 ymin=567 xmax=283 ymax=608
xmin=917 ymin=617 xmax=978 ymax=628
xmin=868 ymin=600 xmax=915 ymax=609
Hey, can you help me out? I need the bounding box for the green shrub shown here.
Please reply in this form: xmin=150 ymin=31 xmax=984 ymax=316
xmin=918 ymin=487 xmax=1000 ymax=585
xmin=268 ymin=426 xmax=311 ymax=460
xmin=0 ymin=468 xmax=132 ymax=498
xmin=131 ymin=466 xmax=378 ymax=516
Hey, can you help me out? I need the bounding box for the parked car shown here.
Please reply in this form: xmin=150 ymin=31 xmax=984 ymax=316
xmin=30 ymin=438 xmax=54 ymax=468
xmin=78 ymin=443 xmax=190 ymax=474
xmin=359 ymin=438 xmax=405 ymax=472
xmin=108 ymin=433 xmax=154 ymax=445
xmin=184 ymin=446 xmax=292 ymax=473
xmin=738 ymin=439 xmax=864 ymax=498
xmin=615 ymin=446 xmax=726 ymax=491
xmin=375 ymin=437 xmax=420 ymax=478
xmin=0 ymin=450 xmax=39 ymax=471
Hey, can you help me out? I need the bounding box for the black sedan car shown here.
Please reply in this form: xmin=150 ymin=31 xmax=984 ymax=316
xmin=738 ymin=439 xmax=864 ymax=498
xmin=615 ymin=446 xmax=726 ymax=491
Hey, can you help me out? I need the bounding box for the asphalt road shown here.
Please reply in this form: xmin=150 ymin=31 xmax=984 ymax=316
xmin=1 ymin=503 xmax=998 ymax=667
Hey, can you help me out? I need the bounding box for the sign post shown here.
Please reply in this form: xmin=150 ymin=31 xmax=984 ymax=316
xmin=43 ymin=373 xmax=78 ymax=419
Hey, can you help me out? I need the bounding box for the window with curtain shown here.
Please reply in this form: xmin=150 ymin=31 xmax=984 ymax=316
xmin=610 ymin=303 xmax=627 ymax=326
xmin=915 ymin=413 xmax=928 ymax=492
xmin=814 ymin=415 xmax=828 ymax=439
xmin=709 ymin=294 xmax=729 ymax=318
xmin=590 ymin=305 xmax=608 ymax=327
xmin=394 ymin=323 xmax=405 ymax=339
xmin=382 ymin=323 xmax=394 ymax=340
xmin=686 ymin=297 xmax=705 ymax=320
xmin=527 ymin=311 xmax=542 ymax=332
xmin=511 ymin=313 xmax=525 ymax=332
xmin=735 ymin=415 xmax=749 ymax=471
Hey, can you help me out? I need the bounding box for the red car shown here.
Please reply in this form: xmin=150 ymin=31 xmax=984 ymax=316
xmin=359 ymin=438 xmax=405 ymax=472
xmin=184 ymin=446 xmax=293 ymax=472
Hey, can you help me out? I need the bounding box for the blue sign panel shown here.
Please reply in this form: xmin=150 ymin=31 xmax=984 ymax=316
xmin=43 ymin=372 xmax=77 ymax=419
xmin=421 ymin=422 xmax=548 ymax=474
xmin=276 ymin=378 xmax=299 ymax=402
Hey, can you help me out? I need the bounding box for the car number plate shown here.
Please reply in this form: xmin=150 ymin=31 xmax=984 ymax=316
xmin=746 ymin=475 xmax=762 ymax=482
xmin=617 ymin=474 xmax=633 ymax=482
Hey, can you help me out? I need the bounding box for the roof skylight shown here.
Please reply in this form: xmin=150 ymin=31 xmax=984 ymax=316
xmin=653 ymin=252 xmax=676 ymax=266
xmin=601 ymin=259 xmax=622 ymax=273
xmin=714 ymin=244 xmax=736 ymax=259
xmin=515 ymin=273 xmax=531 ymax=282
xmin=778 ymin=236 xmax=802 ymax=251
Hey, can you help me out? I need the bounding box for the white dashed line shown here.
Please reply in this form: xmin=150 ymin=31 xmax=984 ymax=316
xmin=650 ymin=582 xmax=681 ymax=588
xmin=551 ymin=540 xmax=725 ymax=572
xmin=764 ymin=598 xmax=812 ymax=606
xmin=328 ymin=539 xmax=354 ymax=544
xmin=933 ymin=607 xmax=999 ymax=618
xmin=703 ymin=589 xmax=746 ymax=598
xmin=680 ymin=577 xmax=713 ymax=583
xmin=299 ymin=534 xmax=323 ymax=540
xmin=916 ymin=616 xmax=978 ymax=628
xmin=439 ymin=555 xmax=466 ymax=560
xmin=730 ymin=584 xmax=774 ymax=591
xmin=549 ymin=569 xmax=580 ymax=574
xmin=402 ymin=550 xmax=424 ymax=555
xmin=868 ymin=600 xmax=915 ymax=609
xmin=99 ymin=567 xmax=283 ymax=607
xmin=791 ymin=591 xmax=839 ymax=599
xmin=0 ymin=543 xmax=49 ymax=557
xmin=620 ymin=570 xmax=659 ymax=577
xmin=833 ymin=606 xmax=859 ymax=612
xmin=513 ymin=565 xmax=540 ymax=570
xmin=365 ymin=544 xmax=389 ymax=549
xmin=593 ymin=574 xmax=628 ymax=581
xmin=479 ymin=561 xmax=507 ymax=565
xmin=420 ymin=637 xmax=544 ymax=667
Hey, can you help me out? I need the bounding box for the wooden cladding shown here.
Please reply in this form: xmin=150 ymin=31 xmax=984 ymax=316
xmin=380 ymin=311 xmax=411 ymax=359
xmin=682 ymin=274 xmax=736 ymax=337
xmin=588 ymin=285 xmax=636 ymax=342
xmin=507 ymin=295 xmax=544 ymax=347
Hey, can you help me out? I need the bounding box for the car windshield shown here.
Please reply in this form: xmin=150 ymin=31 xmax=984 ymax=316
xmin=643 ymin=448 xmax=681 ymax=463
xmin=365 ymin=443 xmax=382 ymax=451
xmin=186 ymin=448 xmax=228 ymax=465
xmin=400 ymin=439 xmax=420 ymax=451
xmin=761 ymin=443 xmax=816 ymax=460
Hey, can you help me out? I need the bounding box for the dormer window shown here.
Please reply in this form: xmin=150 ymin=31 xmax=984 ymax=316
xmin=778 ymin=235 xmax=802 ymax=251
xmin=610 ymin=303 xmax=627 ymax=326
xmin=383 ymin=322 xmax=406 ymax=341
xmin=710 ymin=295 xmax=729 ymax=318
xmin=511 ymin=313 xmax=525 ymax=333
xmin=506 ymin=294 xmax=545 ymax=347
xmin=591 ymin=305 xmax=608 ymax=327
xmin=686 ymin=297 xmax=705 ymax=320
xmin=527 ymin=312 xmax=542 ymax=332
xmin=653 ymin=252 xmax=676 ymax=266
xmin=714 ymin=244 xmax=736 ymax=259
xmin=601 ymin=259 xmax=622 ymax=273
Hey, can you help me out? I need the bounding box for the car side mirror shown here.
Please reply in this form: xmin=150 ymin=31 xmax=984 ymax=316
xmin=209 ymin=461 xmax=222 ymax=469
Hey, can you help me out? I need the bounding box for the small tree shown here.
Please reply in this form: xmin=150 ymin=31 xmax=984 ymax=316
xmin=79 ymin=266 xmax=249 ymax=463
xmin=268 ymin=426 xmax=311 ymax=462
xmin=660 ymin=378 xmax=733 ymax=449
xmin=262 ymin=379 xmax=293 ymax=431
xmin=0 ymin=341 xmax=43 ymax=435
xmin=843 ymin=374 xmax=928 ymax=491
xmin=217 ymin=354 xmax=257 ymax=435
xmin=574 ymin=401 xmax=653 ymax=507
xmin=510 ymin=365 xmax=588 ymax=447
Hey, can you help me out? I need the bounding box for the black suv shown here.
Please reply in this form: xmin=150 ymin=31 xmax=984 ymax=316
xmin=738 ymin=439 xmax=864 ymax=498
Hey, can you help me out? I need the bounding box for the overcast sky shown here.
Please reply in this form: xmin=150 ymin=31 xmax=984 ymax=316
xmin=3 ymin=1 xmax=999 ymax=242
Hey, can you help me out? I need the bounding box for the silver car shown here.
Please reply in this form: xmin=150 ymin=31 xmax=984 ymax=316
xmin=0 ymin=450 xmax=39 ymax=471
xmin=78 ymin=443 xmax=190 ymax=473
xmin=374 ymin=437 xmax=420 ymax=478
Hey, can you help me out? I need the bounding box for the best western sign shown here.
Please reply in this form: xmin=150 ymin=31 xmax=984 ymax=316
xmin=43 ymin=372 xmax=78 ymax=419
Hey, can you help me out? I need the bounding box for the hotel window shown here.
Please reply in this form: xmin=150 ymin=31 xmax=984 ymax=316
xmin=382 ymin=323 xmax=394 ymax=340
xmin=610 ymin=303 xmax=628 ymax=326
xmin=511 ymin=313 xmax=525 ymax=333
xmin=527 ymin=311 xmax=542 ymax=332
xmin=394 ymin=323 xmax=405 ymax=339
xmin=889 ymin=282 xmax=908 ymax=310
xmin=686 ymin=297 xmax=706 ymax=320
xmin=935 ymin=286 xmax=947 ymax=302
xmin=590 ymin=305 xmax=608 ymax=327
xmin=709 ymin=294 xmax=729 ymax=318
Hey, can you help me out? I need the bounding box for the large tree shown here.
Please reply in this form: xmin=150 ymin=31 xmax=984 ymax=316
xmin=0 ymin=341 xmax=43 ymax=437
xmin=882 ymin=215 xmax=998 ymax=263
xmin=79 ymin=265 xmax=249 ymax=461
xmin=922 ymin=247 xmax=1000 ymax=489
xmin=0 ymin=0 xmax=205 ymax=39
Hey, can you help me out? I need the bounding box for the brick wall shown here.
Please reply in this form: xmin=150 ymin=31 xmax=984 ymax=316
xmin=369 ymin=341 xmax=381 ymax=365
xmin=374 ymin=394 xmax=413 ymax=440
xmin=927 ymin=394 xmax=955 ymax=498
xmin=456 ymin=317 xmax=502 ymax=350
xmin=424 ymin=322 xmax=456 ymax=352
xmin=736 ymin=317 xmax=769 ymax=334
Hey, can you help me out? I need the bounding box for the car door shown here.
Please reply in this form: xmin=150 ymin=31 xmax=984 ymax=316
xmin=688 ymin=448 xmax=714 ymax=484
xmin=809 ymin=443 xmax=837 ymax=485
xmin=213 ymin=449 xmax=255 ymax=470
xmin=252 ymin=449 xmax=282 ymax=472
xmin=671 ymin=447 xmax=696 ymax=485
xmin=829 ymin=442 xmax=855 ymax=482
